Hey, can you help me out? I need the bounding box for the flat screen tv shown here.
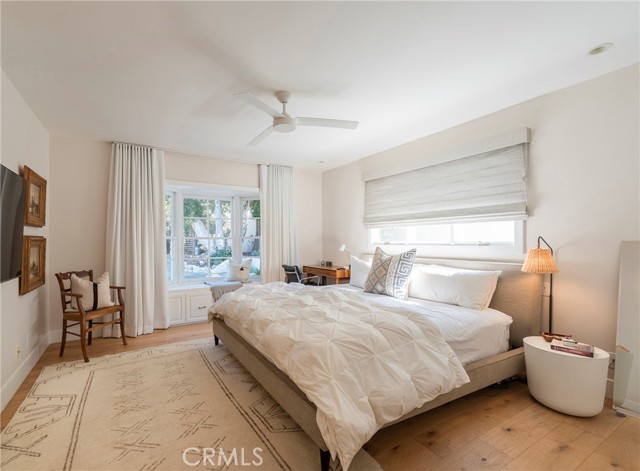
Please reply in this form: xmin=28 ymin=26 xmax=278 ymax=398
xmin=0 ymin=164 xmax=26 ymax=283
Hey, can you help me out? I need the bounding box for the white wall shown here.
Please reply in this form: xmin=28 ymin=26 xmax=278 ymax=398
xmin=48 ymin=136 xmax=112 ymax=342
xmin=294 ymin=168 xmax=323 ymax=267
xmin=165 ymin=151 xmax=259 ymax=188
xmin=322 ymin=64 xmax=640 ymax=353
xmin=0 ymin=71 xmax=50 ymax=410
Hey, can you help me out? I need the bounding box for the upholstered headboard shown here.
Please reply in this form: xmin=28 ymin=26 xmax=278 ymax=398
xmin=410 ymin=257 xmax=543 ymax=348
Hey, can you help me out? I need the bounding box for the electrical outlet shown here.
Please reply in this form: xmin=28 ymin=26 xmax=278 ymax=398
xmin=542 ymin=282 xmax=551 ymax=297
xmin=16 ymin=345 xmax=21 ymax=359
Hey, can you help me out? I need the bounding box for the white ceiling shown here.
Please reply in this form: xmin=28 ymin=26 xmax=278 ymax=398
xmin=2 ymin=2 xmax=638 ymax=171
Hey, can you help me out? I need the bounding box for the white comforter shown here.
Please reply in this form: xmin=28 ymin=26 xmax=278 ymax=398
xmin=213 ymin=282 xmax=469 ymax=469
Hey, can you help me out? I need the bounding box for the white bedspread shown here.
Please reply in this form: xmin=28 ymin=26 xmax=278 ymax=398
xmin=212 ymin=282 xmax=470 ymax=469
xmin=333 ymin=284 xmax=513 ymax=365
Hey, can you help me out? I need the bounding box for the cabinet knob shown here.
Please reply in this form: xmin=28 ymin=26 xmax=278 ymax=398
xmin=198 ymin=305 xmax=207 ymax=309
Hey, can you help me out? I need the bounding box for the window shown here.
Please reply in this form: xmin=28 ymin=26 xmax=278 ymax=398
xmin=369 ymin=220 xmax=524 ymax=256
xmin=363 ymin=130 xmax=529 ymax=257
xmin=165 ymin=183 xmax=260 ymax=284
xmin=370 ymin=221 xmax=517 ymax=246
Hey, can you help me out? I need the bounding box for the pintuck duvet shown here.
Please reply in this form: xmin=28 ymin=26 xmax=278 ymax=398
xmin=212 ymin=282 xmax=470 ymax=470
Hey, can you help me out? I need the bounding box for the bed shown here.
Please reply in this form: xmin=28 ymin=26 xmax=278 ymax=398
xmin=210 ymin=258 xmax=542 ymax=470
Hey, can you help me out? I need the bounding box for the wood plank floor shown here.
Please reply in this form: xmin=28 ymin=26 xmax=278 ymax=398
xmin=3 ymin=323 xmax=639 ymax=470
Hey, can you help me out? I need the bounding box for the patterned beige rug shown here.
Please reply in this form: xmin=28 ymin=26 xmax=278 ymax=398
xmin=1 ymin=338 xmax=381 ymax=470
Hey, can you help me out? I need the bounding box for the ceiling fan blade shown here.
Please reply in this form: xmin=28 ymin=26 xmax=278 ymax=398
xmin=296 ymin=117 xmax=359 ymax=129
xmin=248 ymin=126 xmax=274 ymax=146
xmin=235 ymin=92 xmax=283 ymax=118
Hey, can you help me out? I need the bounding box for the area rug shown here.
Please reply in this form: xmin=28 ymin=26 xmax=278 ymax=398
xmin=1 ymin=338 xmax=381 ymax=470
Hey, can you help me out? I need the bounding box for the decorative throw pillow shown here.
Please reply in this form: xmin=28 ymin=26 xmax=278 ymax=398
xmin=226 ymin=259 xmax=252 ymax=282
xmin=363 ymin=247 xmax=416 ymax=300
xmin=349 ymin=255 xmax=372 ymax=289
xmin=70 ymin=272 xmax=115 ymax=311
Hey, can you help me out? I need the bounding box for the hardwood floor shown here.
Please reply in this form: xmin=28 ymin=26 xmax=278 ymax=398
xmin=3 ymin=324 xmax=639 ymax=470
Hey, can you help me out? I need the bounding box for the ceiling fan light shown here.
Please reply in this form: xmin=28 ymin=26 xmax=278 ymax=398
xmin=273 ymin=116 xmax=296 ymax=133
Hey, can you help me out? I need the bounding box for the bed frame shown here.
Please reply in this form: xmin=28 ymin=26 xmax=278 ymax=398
xmin=211 ymin=258 xmax=542 ymax=470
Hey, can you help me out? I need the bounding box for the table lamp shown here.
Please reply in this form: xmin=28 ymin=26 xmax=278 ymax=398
xmin=339 ymin=244 xmax=351 ymax=269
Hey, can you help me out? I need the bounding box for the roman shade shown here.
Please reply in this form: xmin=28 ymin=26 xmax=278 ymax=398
xmin=363 ymin=131 xmax=529 ymax=227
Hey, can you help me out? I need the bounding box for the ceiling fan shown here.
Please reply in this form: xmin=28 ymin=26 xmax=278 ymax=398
xmin=236 ymin=91 xmax=359 ymax=146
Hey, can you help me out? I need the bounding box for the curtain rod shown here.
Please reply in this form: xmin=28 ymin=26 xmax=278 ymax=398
xmin=111 ymin=141 xmax=271 ymax=167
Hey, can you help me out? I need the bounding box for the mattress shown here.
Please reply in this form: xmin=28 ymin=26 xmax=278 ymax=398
xmin=332 ymin=284 xmax=512 ymax=365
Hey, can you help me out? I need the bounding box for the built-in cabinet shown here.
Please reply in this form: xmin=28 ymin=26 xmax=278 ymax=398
xmin=168 ymin=284 xmax=212 ymax=326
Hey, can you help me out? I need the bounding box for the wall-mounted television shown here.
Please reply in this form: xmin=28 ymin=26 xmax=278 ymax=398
xmin=0 ymin=164 xmax=26 ymax=283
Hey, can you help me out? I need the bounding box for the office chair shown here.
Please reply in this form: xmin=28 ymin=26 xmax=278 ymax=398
xmin=282 ymin=265 xmax=321 ymax=285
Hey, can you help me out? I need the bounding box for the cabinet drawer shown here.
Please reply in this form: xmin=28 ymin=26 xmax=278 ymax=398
xmin=187 ymin=294 xmax=212 ymax=322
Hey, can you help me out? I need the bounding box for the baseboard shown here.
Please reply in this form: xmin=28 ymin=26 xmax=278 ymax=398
xmin=1 ymin=336 xmax=48 ymax=412
xmin=615 ymin=399 xmax=640 ymax=418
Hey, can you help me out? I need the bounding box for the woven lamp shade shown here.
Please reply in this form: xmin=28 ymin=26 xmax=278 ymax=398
xmin=522 ymin=248 xmax=559 ymax=274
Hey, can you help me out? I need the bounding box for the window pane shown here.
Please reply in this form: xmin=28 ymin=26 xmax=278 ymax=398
xmin=371 ymin=227 xmax=408 ymax=244
xmin=243 ymin=256 xmax=261 ymax=276
xmin=243 ymin=217 xmax=260 ymax=237
xmin=413 ymin=225 xmax=451 ymax=244
xmin=165 ymin=194 xmax=173 ymax=237
xmin=208 ymin=218 xmax=232 ymax=237
xmin=166 ymin=238 xmax=175 ymax=282
xmin=243 ymin=199 xmax=260 ymax=217
xmin=183 ymin=258 xmax=209 ymax=280
xmin=183 ymin=198 xmax=209 ymax=218
xmin=209 ymin=239 xmax=232 ymax=259
xmin=370 ymin=221 xmax=516 ymax=247
xmin=184 ymin=239 xmax=209 ymax=258
xmin=452 ymin=221 xmax=515 ymax=244
xmin=184 ymin=217 xmax=209 ymax=238
xmin=242 ymin=238 xmax=260 ymax=257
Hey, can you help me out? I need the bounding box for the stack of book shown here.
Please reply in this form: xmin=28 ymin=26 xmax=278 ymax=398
xmin=550 ymin=338 xmax=594 ymax=357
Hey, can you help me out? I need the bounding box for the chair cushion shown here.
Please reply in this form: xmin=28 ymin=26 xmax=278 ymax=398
xmin=226 ymin=259 xmax=252 ymax=282
xmin=363 ymin=247 xmax=416 ymax=300
xmin=70 ymin=272 xmax=115 ymax=311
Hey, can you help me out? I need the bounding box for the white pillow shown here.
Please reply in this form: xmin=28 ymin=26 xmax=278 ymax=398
xmin=226 ymin=259 xmax=252 ymax=282
xmin=70 ymin=272 xmax=115 ymax=311
xmin=408 ymin=265 xmax=500 ymax=310
xmin=349 ymin=255 xmax=372 ymax=289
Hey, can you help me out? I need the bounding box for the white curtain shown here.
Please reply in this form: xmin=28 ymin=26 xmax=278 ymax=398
xmin=260 ymin=164 xmax=297 ymax=283
xmin=104 ymin=143 xmax=169 ymax=337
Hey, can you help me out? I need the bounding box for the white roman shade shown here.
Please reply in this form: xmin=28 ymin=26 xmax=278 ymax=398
xmin=363 ymin=130 xmax=529 ymax=227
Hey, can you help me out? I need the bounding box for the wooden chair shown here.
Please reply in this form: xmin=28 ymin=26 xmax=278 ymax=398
xmin=55 ymin=270 xmax=127 ymax=362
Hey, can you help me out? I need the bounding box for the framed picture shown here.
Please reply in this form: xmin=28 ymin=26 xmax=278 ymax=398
xmin=24 ymin=166 xmax=47 ymax=227
xmin=20 ymin=236 xmax=46 ymax=295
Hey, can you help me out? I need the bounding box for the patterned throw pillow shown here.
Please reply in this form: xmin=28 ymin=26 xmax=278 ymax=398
xmin=364 ymin=247 xmax=416 ymax=300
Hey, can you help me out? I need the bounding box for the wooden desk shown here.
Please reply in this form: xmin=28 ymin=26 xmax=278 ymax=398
xmin=302 ymin=265 xmax=350 ymax=285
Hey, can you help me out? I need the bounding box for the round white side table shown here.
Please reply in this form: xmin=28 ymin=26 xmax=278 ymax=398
xmin=523 ymin=335 xmax=609 ymax=417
